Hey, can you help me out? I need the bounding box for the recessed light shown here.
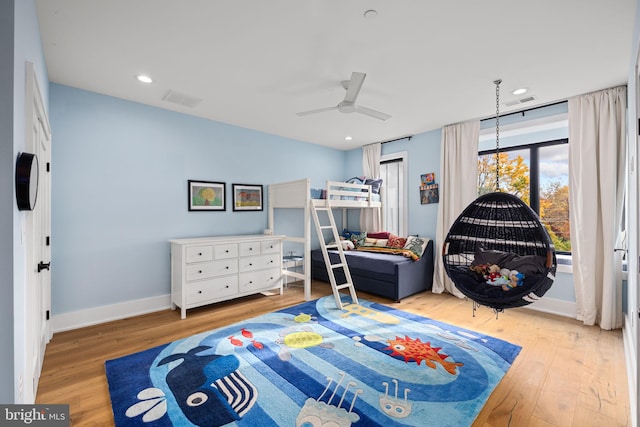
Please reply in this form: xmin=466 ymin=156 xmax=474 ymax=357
xmin=136 ymin=74 xmax=153 ymax=84
xmin=512 ymin=87 xmax=527 ymax=95
xmin=345 ymin=136 xmax=353 ymax=141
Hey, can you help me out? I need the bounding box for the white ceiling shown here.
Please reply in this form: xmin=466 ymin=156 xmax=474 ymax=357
xmin=35 ymin=1 xmax=636 ymax=151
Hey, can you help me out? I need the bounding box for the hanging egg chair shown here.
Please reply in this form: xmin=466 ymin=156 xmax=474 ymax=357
xmin=442 ymin=80 xmax=556 ymax=312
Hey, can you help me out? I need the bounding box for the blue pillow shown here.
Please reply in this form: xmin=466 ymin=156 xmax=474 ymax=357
xmin=365 ymin=178 xmax=383 ymax=194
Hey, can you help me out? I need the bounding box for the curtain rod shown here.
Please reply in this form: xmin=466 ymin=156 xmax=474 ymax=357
xmin=480 ymin=100 xmax=567 ymax=123
xmin=369 ymin=135 xmax=412 ymax=146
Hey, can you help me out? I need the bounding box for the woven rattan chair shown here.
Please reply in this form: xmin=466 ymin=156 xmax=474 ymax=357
xmin=442 ymin=192 xmax=556 ymax=311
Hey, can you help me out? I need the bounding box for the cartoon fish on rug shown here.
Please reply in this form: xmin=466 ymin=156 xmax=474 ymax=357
xmin=384 ymin=336 xmax=464 ymax=375
xmin=340 ymin=303 xmax=400 ymax=324
xmin=293 ymin=312 xmax=317 ymax=323
xmin=296 ymin=371 xmax=361 ymax=427
xmin=276 ymin=325 xmax=334 ymax=361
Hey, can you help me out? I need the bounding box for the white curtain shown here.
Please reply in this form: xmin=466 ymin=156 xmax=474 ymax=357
xmin=433 ymin=121 xmax=480 ymax=297
xmin=568 ymin=86 xmax=626 ymax=330
xmin=361 ymin=142 xmax=382 ymax=231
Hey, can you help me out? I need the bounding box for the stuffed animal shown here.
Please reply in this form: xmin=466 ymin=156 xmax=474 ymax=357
xmin=484 ymin=264 xmax=510 ymax=286
xmin=502 ymin=270 xmax=525 ymax=291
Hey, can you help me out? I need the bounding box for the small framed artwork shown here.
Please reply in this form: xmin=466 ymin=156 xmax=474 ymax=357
xmin=233 ymin=184 xmax=263 ymax=211
xmin=421 ymin=172 xmax=435 ymax=187
xmin=420 ymin=184 xmax=439 ymax=204
xmin=188 ymin=180 xmax=226 ymax=211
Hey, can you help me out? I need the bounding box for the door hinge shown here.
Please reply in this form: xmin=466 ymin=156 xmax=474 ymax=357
xmin=46 ymin=162 xmax=50 ymax=172
xmin=46 ymin=236 xmax=50 ymax=246
xmin=46 ymin=310 xmax=50 ymax=321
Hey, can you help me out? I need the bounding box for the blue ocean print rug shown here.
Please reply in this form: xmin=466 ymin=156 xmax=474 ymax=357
xmin=105 ymin=296 xmax=521 ymax=426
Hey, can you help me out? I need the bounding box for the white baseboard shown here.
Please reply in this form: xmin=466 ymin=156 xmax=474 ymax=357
xmin=623 ymin=317 xmax=638 ymax=427
xmin=51 ymin=294 xmax=172 ymax=333
xmin=523 ymin=296 xmax=577 ymax=318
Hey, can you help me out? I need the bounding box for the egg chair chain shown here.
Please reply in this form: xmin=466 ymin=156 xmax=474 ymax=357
xmin=494 ymin=79 xmax=502 ymax=191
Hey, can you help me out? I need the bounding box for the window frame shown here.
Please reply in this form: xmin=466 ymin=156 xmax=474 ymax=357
xmin=478 ymin=137 xmax=571 ymax=256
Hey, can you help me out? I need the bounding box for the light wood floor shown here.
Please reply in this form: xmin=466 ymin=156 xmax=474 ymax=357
xmin=36 ymin=281 xmax=630 ymax=426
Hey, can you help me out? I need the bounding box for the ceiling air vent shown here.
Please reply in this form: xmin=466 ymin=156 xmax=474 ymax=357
xmin=503 ymin=95 xmax=536 ymax=107
xmin=161 ymin=90 xmax=203 ymax=108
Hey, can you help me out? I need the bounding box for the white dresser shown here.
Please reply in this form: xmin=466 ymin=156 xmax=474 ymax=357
xmin=170 ymin=234 xmax=284 ymax=319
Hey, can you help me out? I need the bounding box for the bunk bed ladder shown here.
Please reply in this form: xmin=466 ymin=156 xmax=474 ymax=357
xmin=310 ymin=203 xmax=359 ymax=308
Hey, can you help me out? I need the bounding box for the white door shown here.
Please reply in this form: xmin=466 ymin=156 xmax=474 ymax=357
xmin=380 ymin=152 xmax=407 ymax=236
xmin=24 ymin=62 xmax=51 ymax=401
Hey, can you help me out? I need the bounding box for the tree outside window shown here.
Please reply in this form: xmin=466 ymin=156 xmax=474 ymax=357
xmin=477 ymin=140 xmax=571 ymax=253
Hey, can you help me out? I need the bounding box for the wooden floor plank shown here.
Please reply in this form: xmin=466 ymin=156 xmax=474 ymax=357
xmin=36 ymin=282 xmax=630 ymax=426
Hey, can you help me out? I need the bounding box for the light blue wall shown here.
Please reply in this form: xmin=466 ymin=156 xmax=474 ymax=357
xmin=345 ymin=103 xmax=576 ymax=304
xmin=2 ymin=0 xmax=49 ymax=403
xmin=344 ymin=130 xmax=442 ymax=239
xmin=50 ymin=84 xmax=346 ymax=315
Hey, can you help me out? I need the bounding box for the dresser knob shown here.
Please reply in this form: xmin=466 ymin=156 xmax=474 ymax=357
xmin=198 ymin=290 xmax=202 ymax=294
xmin=249 ymin=263 xmax=253 ymax=266
xmin=226 ymin=266 xmax=229 ymax=269
xmin=198 ymin=252 xmax=202 ymax=256
xmin=225 ymin=285 xmax=229 ymax=288
xmin=225 ymin=250 xmax=229 ymax=253
xmin=198 ymin=270 xmax=202 ymax=273
xmin=249 ymin=281 xmax=253 ymax=284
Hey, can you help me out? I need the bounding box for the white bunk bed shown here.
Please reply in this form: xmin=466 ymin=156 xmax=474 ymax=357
xmin=267 ymin=178 xmax=381 ymax=301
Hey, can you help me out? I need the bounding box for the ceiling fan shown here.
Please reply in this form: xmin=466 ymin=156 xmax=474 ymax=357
xmin=296 ymin=72 xmax=391 ymax=121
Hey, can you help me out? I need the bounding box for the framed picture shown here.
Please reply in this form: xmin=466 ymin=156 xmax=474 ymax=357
xmin=232 ymin=184 xmax=263 ymax=211
xmin=421 ymin=172 xmax=436 ymax=187
xmin=188 ymin=180 xmax=225 ymax=211
xmin=420 ymin=184 xmax=439 ymax=204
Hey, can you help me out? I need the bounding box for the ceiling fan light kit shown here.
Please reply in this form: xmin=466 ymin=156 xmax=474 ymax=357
xmin=297 ymin=72 xmax=391 ymax=121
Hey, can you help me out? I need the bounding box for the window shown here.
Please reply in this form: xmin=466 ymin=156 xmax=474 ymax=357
xmin=380 ymin=152 xmax=407 ymax=236
xmin=478 ymin=139 xmax=571 ymax=253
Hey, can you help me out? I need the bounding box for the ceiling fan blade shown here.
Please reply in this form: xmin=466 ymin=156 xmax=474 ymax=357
xmin=343 ymin=72 xmax=366 ymax=103
xmin=355 ymin=105 xmax=392 ymax=121
xmin=296 ymin=106 xmax=338 ymax=116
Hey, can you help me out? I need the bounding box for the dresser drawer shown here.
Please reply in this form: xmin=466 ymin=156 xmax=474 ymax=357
xmin=186 ymin=276 xmax=238 ymax=305
xmin=261 ymin=240 xmax=281 ymax=254
xmin=214 ymin=243 xmax=238 ymax=259
xmin=186 ymin=259 xmax=238 ymax=281
xmin=239 ymin=254 xmax=279 ymax=272
xmin=239 ymin=241 xmax=261 ymax=256
xmin=185 ymin=245 xmax=213 ymax=263
xmin=238 ymin=268 xmax=281 ymax=293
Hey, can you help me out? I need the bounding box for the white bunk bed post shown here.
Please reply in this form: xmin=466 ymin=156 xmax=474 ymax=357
xmin=268 ymin=178 xmax=381 ymax=308
xmin=268 ymin=179 xmax=313 ymax=300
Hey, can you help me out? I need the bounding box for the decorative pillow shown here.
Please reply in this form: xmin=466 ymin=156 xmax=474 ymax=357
xmin=367 ymin=231 xmax=390 ymax=239
xmin=345 ymin=176 xmax=366 ymax=185
xmin=342 ymin=229 xmax=361 ymax=240
xmin=387 ymin=234 xmax=407 ymax=248
xmin=404 ymin=236 xmax=429 ymax=260
xmin=350 ymin=232 xmax=367 ymax=248
xmin=365 ymin=178 xmax=383 ymax=194
xmin=471 ymin=246 xmax=515 ymax=267
xmin=375 ymin=238 xmax=388 ymax=247
xmin=471 ymin=245 xmax=547 ymax=275
xmin=363 ymin=238 xmax=377 ymax=246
